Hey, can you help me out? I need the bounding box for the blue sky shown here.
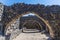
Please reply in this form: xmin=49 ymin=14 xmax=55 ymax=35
xmin=0 ymin=0 xmax=60 ymax=5
xmin=23 ymin=13 xmax=35 ymax=17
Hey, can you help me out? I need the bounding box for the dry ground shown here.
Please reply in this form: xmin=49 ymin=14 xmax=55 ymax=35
xmin=13 ymin=32 xmax=50 ymax=40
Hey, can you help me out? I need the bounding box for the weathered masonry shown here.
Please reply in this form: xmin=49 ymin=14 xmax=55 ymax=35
xmin=0 ymin=3 xmax=4 ymax=35
xmin=0 ymin=3 xmax=60 ymax=40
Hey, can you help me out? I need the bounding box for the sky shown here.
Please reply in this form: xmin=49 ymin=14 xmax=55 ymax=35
xmin=0 ymin=0 xmax=60 ymax=16
xmin=0 ymin=0 xmax=60 ymax=6
xmin=22 ymin=13 xmax=35 ymax=17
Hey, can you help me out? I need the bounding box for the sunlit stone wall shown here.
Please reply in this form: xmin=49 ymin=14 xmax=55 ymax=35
xmin=0 ymin=3 xmax=4 ymax=35
xmin=0 ymin=3 xmax=4 ymax=21
xmin=6 ymin=17 xmax=20 ymax=35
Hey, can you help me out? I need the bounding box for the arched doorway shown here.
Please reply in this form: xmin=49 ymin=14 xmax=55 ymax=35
xmin=22 ymin=20 xmax=42 ymax=32
xmin=5 ymin=12 xmax=54 ymax=39
xmin=20 ymin=12 xmax=50 ymax=34
xmin=20 ymin=12 xmax=54 ymax=38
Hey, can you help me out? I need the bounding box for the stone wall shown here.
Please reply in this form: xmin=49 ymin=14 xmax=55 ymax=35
xmin=2 ymin=3 xmax=60 ymax=40
xmin=0 ymin=3 xmax=4 ymax=21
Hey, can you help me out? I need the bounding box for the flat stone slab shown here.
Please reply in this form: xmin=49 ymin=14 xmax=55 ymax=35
xmin=22 ymin=29 xmax=40 ymax=32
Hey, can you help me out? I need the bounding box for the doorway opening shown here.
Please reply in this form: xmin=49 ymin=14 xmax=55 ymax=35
xmin=20 ymin=13 xmax=48 ymax=33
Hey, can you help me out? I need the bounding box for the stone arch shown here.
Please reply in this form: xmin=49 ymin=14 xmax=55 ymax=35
xmin=22 ymin=20 xmax=43 ymax=31
xmin=5 ymin=12 xmax=55 ymax=38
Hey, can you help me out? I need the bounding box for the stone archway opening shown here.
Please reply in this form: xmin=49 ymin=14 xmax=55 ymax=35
xmin=20 ymin=12 xmax=50 ymax=34
xmin=5 ymin=12 xmax=55 ymax=39
xmin=20 ymin=13 xmax=42 ymax=32
xmin=22 ymin=20 xmax=42 ymax=32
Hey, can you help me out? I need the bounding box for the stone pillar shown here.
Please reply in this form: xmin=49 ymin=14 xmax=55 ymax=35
xmin=0 ymin=3 xmax=4 ymax=35
xmin=0 ymin=23 xmax=3 ymax=34
xmin=0 ymin=3 xmax=4 ymax=21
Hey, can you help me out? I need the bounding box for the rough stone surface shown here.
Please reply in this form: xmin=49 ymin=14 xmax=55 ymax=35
xmin=13 ymin=33 xmax=50 ymax=40
xmin=0 ymin=36 xmax=5 ymax=40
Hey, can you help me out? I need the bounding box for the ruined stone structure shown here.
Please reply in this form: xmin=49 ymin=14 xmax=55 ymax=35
xmin=0 ymin=3 xmax=4 ymax=35
xmin=20 ymin=16 xmax=47 ymax=32
xmin=0 ymin=3 xmax=60 ymax=40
